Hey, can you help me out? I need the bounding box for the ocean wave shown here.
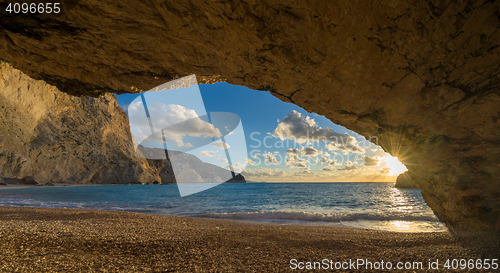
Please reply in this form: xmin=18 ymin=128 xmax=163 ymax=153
xmin=197 ymin=210 xmax=440 ymax=223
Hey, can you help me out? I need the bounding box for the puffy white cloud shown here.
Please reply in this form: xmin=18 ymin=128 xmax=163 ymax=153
xmin=244 ymin=158 xmax=256 ymax=165
xmin=284 ymin=148 xmax=311 ymax=169
xmin=288 ymin=162 xmax=308 ymax=168
xmin=286 ymin=155 xmax=307 ymax=164
xmin=264 ymin=152 xmax=279 ymax=165
xmin=128 ymin=102 xmax=222 ymax=147
xmin=318 ymin=156 xmax=341 ymax=167
xmin=286 ymin=147 xmax=322 ymax=157
xmin=300 ymin=147 xmax=322 ymax=156
xmin=218 ymin=158 xmax=229 ymax=163
xmin=199 ymin=150 xmax=219 ymax=157
xmin=329 ymin=160 xmax=342 ymax=166
xmin=211 ymin=140 xmax=230 ymax=149
xmin=272 ymin=110 xmax=364 ymax=153
xmin=253 ymin=153 xmax=261 ymax=158
xmin=323 ymin=166 xmax=336 ymax=171
xmin=345 ymin=161 xmax=353 ymax=165
xmin=319 ymin=156 xmax=330 ymax=163
xmin=337 ymin=165 xmax=358 ymax=171
xmin=363 ymin=155 xmax=380 ymax=166
xmin=326 ymin=142 xmax=365 ymax=154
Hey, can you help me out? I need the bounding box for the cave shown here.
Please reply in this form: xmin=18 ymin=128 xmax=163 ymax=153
xmin=1 ymin=0 xmax=499 ymax=233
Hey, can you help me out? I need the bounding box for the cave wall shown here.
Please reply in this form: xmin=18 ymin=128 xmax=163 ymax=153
xmin=1 ymin=0 xmax=499 ymax=231
xmin=0 ymin=63 xmax=161 ymax=184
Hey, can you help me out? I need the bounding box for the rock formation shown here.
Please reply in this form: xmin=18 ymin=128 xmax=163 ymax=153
xmin=1 ymin=176 xmax=39 ymax=186
xmin=0 ymin=1 xmax=499 ymax=231
xmin=395 ymin=172 xmax=417 ymax=188
xmin=0 ymin=64 xmax=246 ymax=185
xmin=0 ymin=63 xmax=160 ymax=184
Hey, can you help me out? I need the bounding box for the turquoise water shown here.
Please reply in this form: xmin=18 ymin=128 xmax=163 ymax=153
xmin=0 ymin=182 xmax=448 ymax=232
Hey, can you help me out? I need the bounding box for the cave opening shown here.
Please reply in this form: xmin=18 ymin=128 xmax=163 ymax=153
xmin=115 ymin=81 xmax=409 ymax=183
xmin=113 ymin=81 xmax=448 ymax=233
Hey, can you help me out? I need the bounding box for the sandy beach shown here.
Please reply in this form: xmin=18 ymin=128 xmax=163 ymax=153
xmin=0 ymin=206 xmax=497 ymax=272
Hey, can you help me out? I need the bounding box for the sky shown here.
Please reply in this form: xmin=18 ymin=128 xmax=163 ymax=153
xmin=116 ymin=81 xmax=407 ymax=182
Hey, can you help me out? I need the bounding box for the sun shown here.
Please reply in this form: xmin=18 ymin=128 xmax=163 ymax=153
xmin=384 ymin=156 xmax=408 ymax=175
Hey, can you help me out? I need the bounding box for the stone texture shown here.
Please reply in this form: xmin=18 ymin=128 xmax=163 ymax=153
xmin=0 ymin=0 xmax=499 ymax=231
xmin=1 ymin=176 xmax=39 ymax=185
xmin=395 ymin=172 xmax=417 ymax=188
xmin=0 ymin=63 xmax=160 ymax=184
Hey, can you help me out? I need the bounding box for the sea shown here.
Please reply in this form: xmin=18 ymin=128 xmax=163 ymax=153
xmin=0 ymin=182 xmax=448 ymax=233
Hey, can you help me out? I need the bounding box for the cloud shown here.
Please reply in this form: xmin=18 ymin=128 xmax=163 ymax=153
xmin=363 ymin=155 xmax=380 ymax=166
xmin=319 ymin=156 xmax=331 ymax=163
xmin=323 ymin=166 xmax=336 ymax=171
xmin=219 ymin=158 xmax=228 ymax=163
xmin=300 ymin=147 xmax=322 ymax=156
xmin=272 ymin=110 xmax=364 ymax=153
xmin=253 ymin=153 xmax=261 ymax=158
xmin=286 ymin=154 xmax=307 ymax=164
xmin=211 ymin=140 xmax=230 ymax=149
xmin=128 ymin=102 xmax=222 ymax=147
xmin=241 ymin=167 xmax=287 ymax=178
xmin=288 ymin=162 xmax=308 ymax=168
xmin=229 ymin=162 xmax=246 ymax=173
xmin=337 ymin=165 xmax=358 ymax=171
xmin=286 ymin=147 xmax=322 ymax=157
xmin=199 ymin=150 xmax=219 ymax=157
xmin=285 ymin=150 xmax=308 ymax=167
xmin=244 ymin=158 xmax=256 ymax=165
xmin=264 ymin=152 xmax=279 ymax=165
xmin=380 ymin=167 xmax=390 ymax=174
xmin=345 ymin=161 xmax=353 ymax=165
xmin=329 ymin=160 xmax=341 ymax=166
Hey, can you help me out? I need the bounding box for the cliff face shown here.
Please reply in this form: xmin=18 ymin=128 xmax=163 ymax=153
xmin=0 ymin=63 xmax=160 ymax=184
xmin=395 ymin=172 xmax=417 ymax=189
xmin=0 ymin=0 xmax=499 ymax=231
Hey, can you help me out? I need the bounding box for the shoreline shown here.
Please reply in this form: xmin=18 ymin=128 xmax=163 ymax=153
xmin=0 ymin=202 xmax=446 ymax=233
xmin=0 ymin=206 xmax=496 ymax=272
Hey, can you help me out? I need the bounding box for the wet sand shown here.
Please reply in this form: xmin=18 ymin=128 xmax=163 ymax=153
xmin=0 ymin=206 xmax=496 ymax=272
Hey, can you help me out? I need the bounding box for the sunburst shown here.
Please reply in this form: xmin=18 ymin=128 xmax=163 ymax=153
xmin=384 ymin=156 xmax=407 ymax=175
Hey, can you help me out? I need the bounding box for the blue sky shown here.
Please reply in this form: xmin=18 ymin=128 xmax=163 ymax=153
xmin=116 ymin=82 xmax=406 ymax=182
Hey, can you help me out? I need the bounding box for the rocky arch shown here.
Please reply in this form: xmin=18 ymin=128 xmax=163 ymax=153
xmin=1 ymin=0 xmax=499 ymax=232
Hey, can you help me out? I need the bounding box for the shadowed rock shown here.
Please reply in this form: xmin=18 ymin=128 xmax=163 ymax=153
xmin=395 ymin=172 xmax=417 ymax=188
xmin=1 ymin=176 xmax=38 ymax=185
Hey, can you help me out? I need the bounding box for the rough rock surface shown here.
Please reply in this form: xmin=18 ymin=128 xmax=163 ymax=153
xmin=0 ymin=63 xmax=160 ymax=184
xmin=395 ymin=172 xmax=417 ymax=188
xmin=1 ymin=176 xmax=39 ymax=186
xmin=0 ymin=1 xmax=499 ymax=231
